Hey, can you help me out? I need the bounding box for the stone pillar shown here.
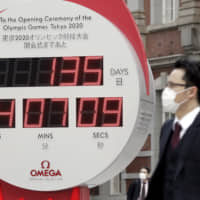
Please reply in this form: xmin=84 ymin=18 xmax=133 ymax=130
xmin=178 ymin=0 xmax=200 ymax=53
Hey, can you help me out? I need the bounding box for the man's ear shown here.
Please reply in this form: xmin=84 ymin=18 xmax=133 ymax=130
xmin=187 ymin=86 xmax=198 ymax=99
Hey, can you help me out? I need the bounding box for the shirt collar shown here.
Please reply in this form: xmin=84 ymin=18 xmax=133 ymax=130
xmin=174 ymin=106 xmax=200 ymax=131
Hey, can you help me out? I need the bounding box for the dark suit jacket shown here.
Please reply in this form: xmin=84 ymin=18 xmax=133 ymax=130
xmin=127 ymin=179 xmax=141 ymax=200
xmin=146 ymin=111 xmax=200 ymax=200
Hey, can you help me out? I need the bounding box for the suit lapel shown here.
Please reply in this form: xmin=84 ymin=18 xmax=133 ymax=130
xmin=174 ymin=112 xmax=200 ymax=178
xmin=159 ymin=119 xmax=173 ymax=160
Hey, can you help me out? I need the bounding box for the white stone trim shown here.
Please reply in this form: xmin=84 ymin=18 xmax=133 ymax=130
xmin=137 ymin=150 xmax=152 ymax=157
xmin=121 ymin=172 xmax=139 ymax=179
xmin=149 ymin=54 xmax=184 ymax=68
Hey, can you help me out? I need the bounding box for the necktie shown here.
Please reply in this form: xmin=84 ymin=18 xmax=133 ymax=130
xmin=171 ymin=122 xmax=182 ymax=148
xmin=140 ymin=182 xmax=146 ymax=200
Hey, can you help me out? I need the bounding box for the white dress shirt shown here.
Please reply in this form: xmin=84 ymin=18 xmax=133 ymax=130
xmin=173 ymin=106 xmax=200 ymax=139
xmin=138 ymin=180 xmax=148 ymax=200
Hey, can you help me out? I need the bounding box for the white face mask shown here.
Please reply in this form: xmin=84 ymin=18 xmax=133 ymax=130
xmin=161 ymin=87 xmax=189 ymax=113
xmin=139 ymin=172 xmax=147 ymax=180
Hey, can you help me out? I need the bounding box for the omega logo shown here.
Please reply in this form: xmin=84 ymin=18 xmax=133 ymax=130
xmin=41 ymin=160 xmax=50 ymax=169
xmin=30 ymin=160 xmax=62 ymax=177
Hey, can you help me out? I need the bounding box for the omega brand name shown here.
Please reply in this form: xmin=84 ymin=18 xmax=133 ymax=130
xmin=30 ymin=160 xmax=62 ymax=177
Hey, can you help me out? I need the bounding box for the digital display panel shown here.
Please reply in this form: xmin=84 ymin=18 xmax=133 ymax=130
xmin=22 ymin=97 xmax=123 ymax=128
xmin=0 ymin=99 xmax=15 ymax=128
xmin=77 ymin=97 xmax=122 ymax=127
xmin=0 ymin=56 xmax=103 ymax=87
xmin=23 ymin=98 xmax=68 ymax=128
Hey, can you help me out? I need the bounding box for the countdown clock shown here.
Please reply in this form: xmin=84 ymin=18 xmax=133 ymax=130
xmin=0 ymin=0 xmax=154 ymax=194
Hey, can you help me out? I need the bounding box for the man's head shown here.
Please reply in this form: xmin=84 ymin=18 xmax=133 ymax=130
xmin=139 ymin=167 xmax=150 ymax=181
xmin=162 ymin=56 xmax=200 ymax=117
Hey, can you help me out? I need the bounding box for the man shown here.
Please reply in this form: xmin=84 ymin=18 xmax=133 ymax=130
xmin=127 ymin=167 xmax=150 ymax=200
xmin=146 ymin=56 xmax=200 ymax=200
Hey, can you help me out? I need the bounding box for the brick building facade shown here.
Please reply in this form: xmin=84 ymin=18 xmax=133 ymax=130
xmin=91 ymin=0 xmax=200 ymax=199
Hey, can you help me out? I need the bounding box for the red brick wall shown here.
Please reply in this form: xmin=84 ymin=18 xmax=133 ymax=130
xmin=141 ymin=135 xmax=151 ymax=151
xmin=146 ymin=29 xmax=184 ymax=58
xmin=144 ymin=0 xmax=150 ymax=25
xmin=126 ymin=157 xmax=151 ymax=174
xmin=152 ymin=67 xmax=173 ymax=79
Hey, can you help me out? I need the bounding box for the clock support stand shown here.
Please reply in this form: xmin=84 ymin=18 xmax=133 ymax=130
xmin=0 ymin=180 xmax=90 ymax=200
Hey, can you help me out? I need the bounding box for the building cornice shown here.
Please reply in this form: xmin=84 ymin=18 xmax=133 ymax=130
xmin=147 ymin=22 xmax=178 ymax=33
xmin=149 ymin=54 xmax=184 ymax=69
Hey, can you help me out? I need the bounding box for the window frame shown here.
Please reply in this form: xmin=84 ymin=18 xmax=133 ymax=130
xmin=162 ymin=0 xmax=179 ymax=24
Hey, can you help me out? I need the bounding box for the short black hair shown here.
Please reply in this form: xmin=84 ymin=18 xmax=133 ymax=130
xmin=174 ymin=56 xmax=200 ymax=103
xmin=140 ymin=167 xmax=150 ymax=174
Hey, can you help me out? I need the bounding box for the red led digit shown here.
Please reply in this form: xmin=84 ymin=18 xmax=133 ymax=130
xmin=83 ymin=56 xmax=103 ymax=85
xmin=102 ymin=97 xmax=122 ymax=127
xmin=24 ymin=99 xmax=45 ymax=128
xmin=78 ymin=98 xmax=99 ymax=127
xmin=59 ymin=57 xmax=80 ymax=86
xmin=9 ymin=100 xmax=15 ymax=127
xmin=51 ymin=98 xmax=68 ymax=126
xmin=50 ymin=58 xmax=57 ymax=85
xmin=0 ymin=100 xmax=15 ymax=128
